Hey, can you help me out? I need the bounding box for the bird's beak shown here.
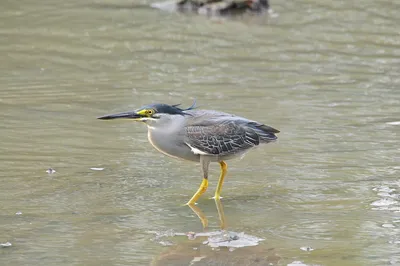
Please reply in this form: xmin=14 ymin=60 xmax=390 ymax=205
xmin=97 ymin=111 xmax=144 ymax=120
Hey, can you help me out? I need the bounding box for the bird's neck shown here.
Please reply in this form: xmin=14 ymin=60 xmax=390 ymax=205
xmin=146 ymin=115 xmax=184 ymax=133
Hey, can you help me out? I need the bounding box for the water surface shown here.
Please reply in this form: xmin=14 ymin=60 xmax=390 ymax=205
xmin=1 ymin=0 xmax=399 ymax=265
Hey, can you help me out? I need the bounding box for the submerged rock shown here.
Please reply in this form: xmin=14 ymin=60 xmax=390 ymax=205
xmin=150 ymin=229 xmax=263 ymax=248
xmin=149 ymin=229 xmax=278 ymax=266
xmin=206 ymin=231 xmax=263 ymax=248
xmin=151 ymin=0 xmax=270 ymax=16
xmin=151 ymin=241 xmax=280 ymax=266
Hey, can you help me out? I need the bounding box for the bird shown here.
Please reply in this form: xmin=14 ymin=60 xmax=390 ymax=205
xmin=98 ymin=101 xmax=279 ymax=205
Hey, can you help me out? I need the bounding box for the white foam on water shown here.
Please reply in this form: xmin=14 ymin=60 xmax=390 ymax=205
xmin=287 ymin=261 xmax=321 ymax=266
xmin=90 ymin=167 xmax=104 ymax=171
xmin=371 ymin=198 xmax=397 ymax=207
xmin=386 ymin=121 xmax=400 ymax=125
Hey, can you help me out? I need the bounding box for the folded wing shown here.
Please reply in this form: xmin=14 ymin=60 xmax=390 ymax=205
xmin=184 ymin=119 xmax=278 ymax=156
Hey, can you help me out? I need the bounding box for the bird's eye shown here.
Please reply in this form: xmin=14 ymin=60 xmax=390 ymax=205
xmin=146 ymin=109 xmax=154 ymax=115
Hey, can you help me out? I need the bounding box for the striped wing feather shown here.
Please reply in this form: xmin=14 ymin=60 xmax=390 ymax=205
xmin=184 ymin=121 xmax=262 ymax=156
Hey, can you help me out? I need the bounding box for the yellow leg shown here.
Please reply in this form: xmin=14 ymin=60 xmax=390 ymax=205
xmin=214 ymin=161 xmax=227 ymax=200
xmin=186 ymin=178 xmax=208 ymax=205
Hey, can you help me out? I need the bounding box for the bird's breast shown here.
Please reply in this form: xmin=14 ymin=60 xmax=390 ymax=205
xmin=147 ymin=128 xmax=199 ymax=162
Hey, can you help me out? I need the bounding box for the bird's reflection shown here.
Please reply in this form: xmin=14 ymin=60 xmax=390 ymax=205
xmin=187 ymin=199 xmax=226 ymax=229
xmin=149 ymin=199 xmax=277 ymax=266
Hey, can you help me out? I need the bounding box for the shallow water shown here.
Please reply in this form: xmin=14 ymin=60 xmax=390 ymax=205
xmin=1 ymin=0 xmax=399 ymax=265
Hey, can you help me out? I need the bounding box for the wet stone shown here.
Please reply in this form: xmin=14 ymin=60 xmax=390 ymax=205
xmin=300 ymin=246 xmax=314 ymax=252
xmin=46 ymin=168 xmax=56 ymax=174
xmin=0 ymin=242 xmax=12 ymax=248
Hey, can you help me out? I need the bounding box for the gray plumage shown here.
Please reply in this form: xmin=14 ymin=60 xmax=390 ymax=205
xmin=183 ymin=109 xmax=278 ymax=156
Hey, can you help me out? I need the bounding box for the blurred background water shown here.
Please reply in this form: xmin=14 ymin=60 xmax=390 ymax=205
xmin=0 ymin=0 xmax=399 ymax=265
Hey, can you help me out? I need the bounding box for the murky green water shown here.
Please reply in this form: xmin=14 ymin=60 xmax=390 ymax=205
xmin=1 ymin=0 xmax=399 ymax=265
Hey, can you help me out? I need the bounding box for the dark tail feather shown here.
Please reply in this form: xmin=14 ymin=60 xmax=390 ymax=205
xmin=258 ymin=124 xmax=280 ymax=134
xmin=253 ymin=123 xmax=279 ymax=142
